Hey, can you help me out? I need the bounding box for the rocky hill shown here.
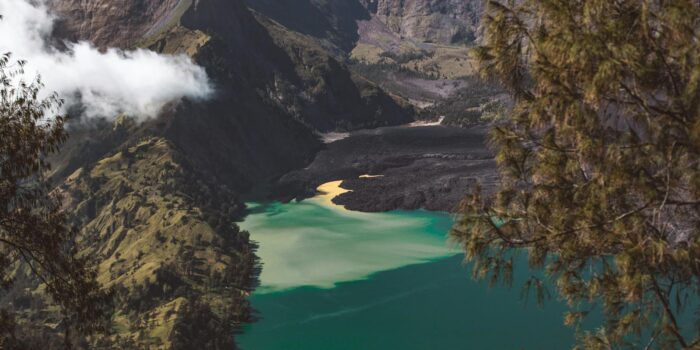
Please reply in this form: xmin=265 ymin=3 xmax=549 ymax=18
xmin=3 ymin=0 xmax=415 ymax=348
xmin=46 ymin=0 xmax=416 ymax=188
xmin=362 ymin=0 xmax=483 ymax=45
xmin=0 ymin=0 xmax=494 ymax=348
xmin=4 ymin=136 xmax=258 ymax=349
xmin=62 ymin=138 xmax=257 ymax=348
xmin=246 ymin=0 xmax=484 ymax=51
xmin=245 ymin=0 xmax=370 ymax=54
xmin=244 ymin=0 xmax=492 ymax=117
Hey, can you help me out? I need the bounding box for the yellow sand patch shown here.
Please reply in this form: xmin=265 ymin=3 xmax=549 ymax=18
xmin=315 ymin=180 xmax=351 ymax=209
xmin=315 ymin=175 xmax=383 ymax=209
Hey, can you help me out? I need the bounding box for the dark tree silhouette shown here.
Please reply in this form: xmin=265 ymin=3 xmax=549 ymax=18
xmin=453 ymin=1 xmax=700 ymax=349
xmin=0 ymin=53 xmax=109 ymax=348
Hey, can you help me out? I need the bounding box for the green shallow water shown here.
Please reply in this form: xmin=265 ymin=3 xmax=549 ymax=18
xmin=240 ymin=198 xmax=457 ymax=293
xmin=238 ymin=194 xmax=579 ymax=349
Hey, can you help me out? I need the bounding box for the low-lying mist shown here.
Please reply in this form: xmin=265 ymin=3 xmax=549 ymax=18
xmin=0 ymin=0 xmax=213 ymax=121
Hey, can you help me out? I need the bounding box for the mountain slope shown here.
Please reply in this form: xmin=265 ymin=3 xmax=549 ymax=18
xmin=245 ymin=0 xmax=370 ymax=53
xmin=0 ymin=0 xmax=486 ymax=348
xmin=49 ymin=0 xmax=321 ymax=189
xmin=49 ymin=0 xmax=413 ymax=184
xmin=63 ymin=138 xmax=257 ymax=348
xmin=3 ymin=137 xmax=258 ymax=349
xmin=364 ymin=0 xmax=483 ymax=45
xmin=2 ymin=0 xmax=415 ymax=348
xmin=252 ymin=12 xmax=413 ymax=131
xmin=242 ymin=0 xmax=492 ymax=118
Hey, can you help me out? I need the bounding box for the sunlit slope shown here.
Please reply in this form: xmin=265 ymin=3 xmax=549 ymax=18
xmin=56 ymin=138 xmax=255 ymax=348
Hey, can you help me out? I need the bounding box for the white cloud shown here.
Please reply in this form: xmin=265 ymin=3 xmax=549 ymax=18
xmin=0 ymin=0 xmax=213 ymax=121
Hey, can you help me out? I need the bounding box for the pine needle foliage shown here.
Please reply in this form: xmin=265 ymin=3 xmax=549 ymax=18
xmin=452 ymin=1 xmax=700 ymax=348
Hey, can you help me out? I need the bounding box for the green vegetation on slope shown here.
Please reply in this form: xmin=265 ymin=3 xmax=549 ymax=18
xmin=0 ymin=52 xmax=110 ymax=349
xmin=3 ymin=136 xmax=258 ymax=349
xmin=65 ymin=138 xmax=258 ymax=348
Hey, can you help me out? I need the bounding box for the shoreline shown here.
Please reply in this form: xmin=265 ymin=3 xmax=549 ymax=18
xmin=273 ymin=123 xmax=498 ymax=213
xmin=314 ymin=180 xmax=351 ymax=209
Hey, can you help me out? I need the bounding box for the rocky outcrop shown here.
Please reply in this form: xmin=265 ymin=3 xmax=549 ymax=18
xmin=363 ymin=0 xmax=484 ymax=45
xmin=49 ymin=0 xmax=413 ymax=135
xmin=254 ymin=14 xmax=413 ymax=131
xmin=274 ymin=124 xmax=498 ymax=213
xmin=49 ymin=0 xmax=187 ymax=48
xmin=245 ymin=0 xmax=371 ymax=53
xmin=49 ymin=0 xmax=323 ymax=191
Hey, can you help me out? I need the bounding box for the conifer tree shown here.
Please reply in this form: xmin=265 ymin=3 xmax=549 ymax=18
xmin=0 ymin=52 xmax=109 ymax=347
xmin=452 ymin=1 xmax=700 ymax=348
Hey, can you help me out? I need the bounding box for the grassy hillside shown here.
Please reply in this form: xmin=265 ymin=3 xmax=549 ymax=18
xmin=69 ymin=138 xmax=257 ymax=348
xmin=2 ymin=137 xmax=258 ymax=349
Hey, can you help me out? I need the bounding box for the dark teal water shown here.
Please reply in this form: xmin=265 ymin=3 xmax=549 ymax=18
xmin=239 ymin=256 xmax=579 ymax=350
xmin=238 ymin=192 xmax=583 ymax=349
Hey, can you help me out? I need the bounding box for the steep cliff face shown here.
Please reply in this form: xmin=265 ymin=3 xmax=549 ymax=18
xmin=253 ymin=13 xmax=413 ymax=131
xmin=49 ymin=0 xmax=188 ymax=48
xmin=245 ymin=0 xmax=371 ymax=53
xmin=242 ymin=0 xmax=486 ymax=114
xmin=364 ymin=0 xmax=484 ymax=45
xmin=49 ymin=0 xmax=411 ymax=182
xmin=49 ymin=0 xmax=321 ymax=190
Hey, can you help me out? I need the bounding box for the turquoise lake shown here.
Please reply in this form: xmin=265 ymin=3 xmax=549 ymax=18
xmin=238 ymin=183 xmax=582 ymax=349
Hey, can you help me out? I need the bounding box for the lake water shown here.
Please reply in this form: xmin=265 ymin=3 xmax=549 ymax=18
xmin=237 ymin=181 xmax=579 ymax=349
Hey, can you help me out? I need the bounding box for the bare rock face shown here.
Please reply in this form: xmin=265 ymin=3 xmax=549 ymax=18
xmin=274 ymin=124 xmax=497 ymax=213
xmin=48 ymin=0 xmax=320 ymax=191
xmin=48 ymin=0 xmax=185 ymax=48
xmin=46 ymin=0 xmax=413 ymax=192
xmin=364 ymin=0 xmax=484 ymax=44
xmin=244 ymin=0 xmax=371 ymax=53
